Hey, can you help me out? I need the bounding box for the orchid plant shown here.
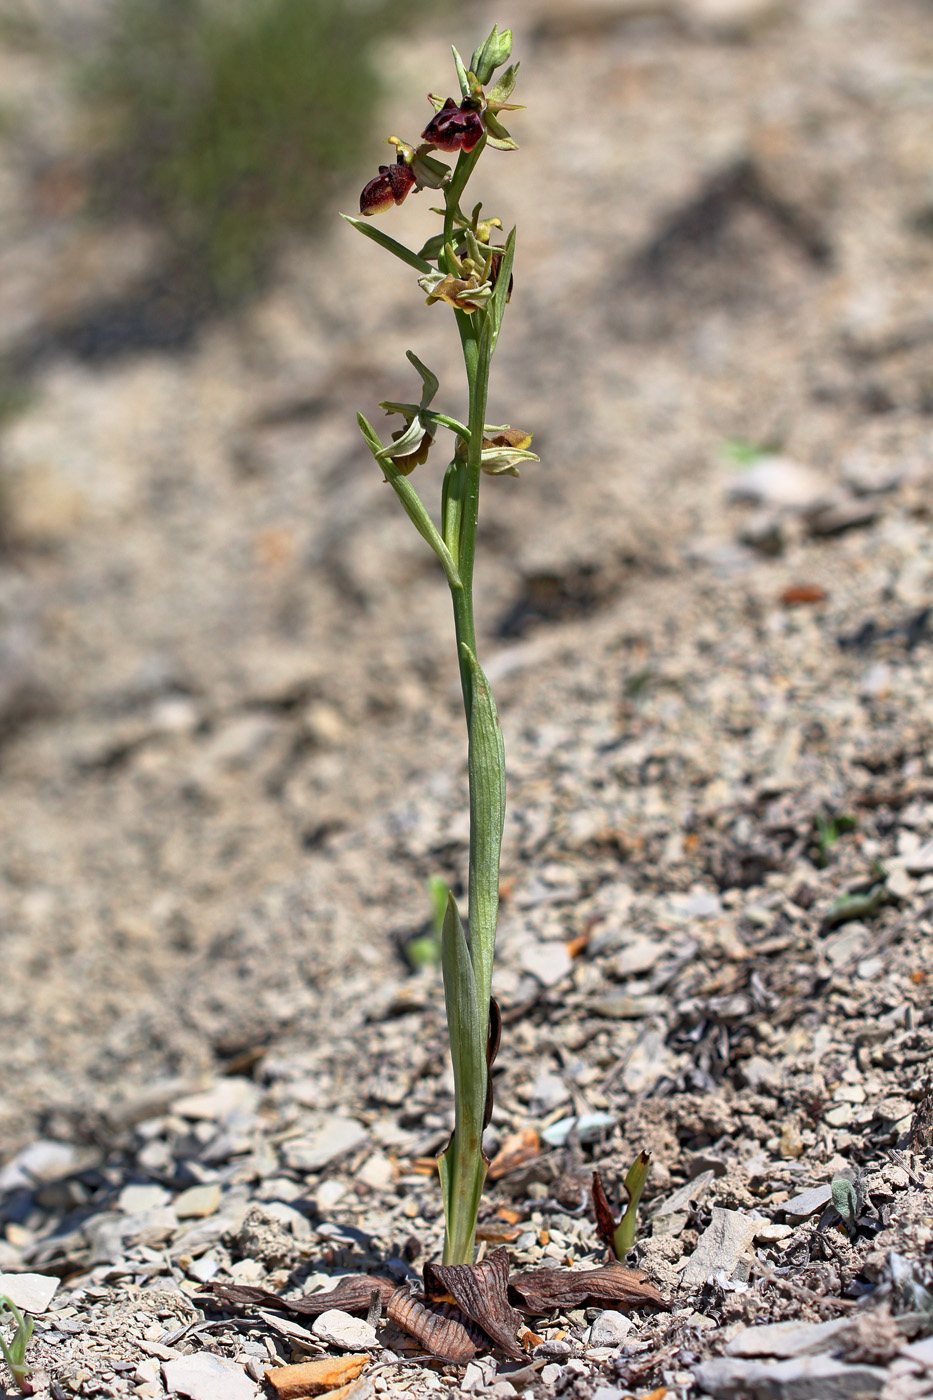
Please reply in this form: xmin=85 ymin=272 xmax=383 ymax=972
xmin=342 ymin=24 xmax=534 ymax=1267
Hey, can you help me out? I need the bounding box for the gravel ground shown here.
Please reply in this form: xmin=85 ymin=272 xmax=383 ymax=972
xmin=1 ymin=0 xmax=932 ymax=1396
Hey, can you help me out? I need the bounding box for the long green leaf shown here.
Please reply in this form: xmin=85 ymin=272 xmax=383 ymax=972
xmin=460 ymin=643 xmax=505 ymax=1018
xmin=340 ymin=214 xmax=434 ymax=274
xmin=438 ymin=891 xmax=487 ymax=1264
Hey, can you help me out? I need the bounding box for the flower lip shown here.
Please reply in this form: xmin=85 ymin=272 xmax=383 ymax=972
xmin=421 ymin=97 xmax=485 ymax=153
xmin=359 ymin=158 xmax=416 ymax=217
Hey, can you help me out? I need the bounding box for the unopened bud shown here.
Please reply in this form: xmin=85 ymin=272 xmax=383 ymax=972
xmin=469 ymin=24 xmax=513 ymax=86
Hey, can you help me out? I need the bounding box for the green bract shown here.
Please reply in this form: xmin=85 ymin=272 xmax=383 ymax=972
xmin=342 ymin=26 xmax=531 ymax=1265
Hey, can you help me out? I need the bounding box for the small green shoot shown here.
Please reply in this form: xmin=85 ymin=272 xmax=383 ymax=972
xmin=0 ymin=1295 xmax=35 ymax=1395
xmin=722 ymin=438 xmax=776 ymax=466
xmin=812 ymin=810 xmax=857 ymax=868
xmin=592 ymin=1152 xmax=652 ymax=1259
xmin=404 ymin=876 xmax=449 ymax=969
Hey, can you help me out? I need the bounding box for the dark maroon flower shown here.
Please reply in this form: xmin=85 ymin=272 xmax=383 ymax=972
xmin=421 ymin=97 xmax=484 ymax=153
xmin=359 ymin=158 xmax=416 ymax=217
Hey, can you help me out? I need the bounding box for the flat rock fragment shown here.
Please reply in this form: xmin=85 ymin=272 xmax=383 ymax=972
xmin=0 ymin=1271 xmax=59 ymax=1312
xmin=727 ymin=1317 xmax=856 ymax=1358
xmin=588 ymin=1310 xmax=633 ymax=1346
xmin=678 ymin=1207 xmax=759 ymax=1287
xmin=694 ymin=1354 xmax=887 ymax=1399
xmin=162 ymin=1351 xmax=257 ymax=1400
xmin=783 ymin=1185 xmax=833 ymax=1219
xmin=311 ymin=1309 xmax=379 ymax=1350
xmin=174 ymin=1183 xmax=222 ymax=1218
xmin=282 ymin=1118 xmax=368 ymax=1172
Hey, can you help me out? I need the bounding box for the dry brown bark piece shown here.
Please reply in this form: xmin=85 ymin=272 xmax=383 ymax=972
xmin=509 ymin=1261 xmax=670 ymax=1312
xmin=264 ymin=1354 xmax=369 ymax=1398
xmin=386 ymin=1285 xmax=482 ymax=1363
xmin=424 ymin=1247 xmax=524 ymax=1360
xmin=205 ymin=1275 xmax=396 ymax=1316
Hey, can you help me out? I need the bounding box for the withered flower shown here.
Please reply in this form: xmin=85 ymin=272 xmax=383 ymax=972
xmin=479 ymin=427 xmax=536 ymax=476
xmin=422 ymin=97 xmax=485 ymax=153
xmin=389 ymin=423 xmax=435 ymax=474
xmin=417 ymin=270 xmax=493 ymax=312
xmin=359 ymin=157 xmax=416 ymax=216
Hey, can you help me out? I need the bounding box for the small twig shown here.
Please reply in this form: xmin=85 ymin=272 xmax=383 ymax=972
xmin=366 ymin=1288 xmax=383 ymax=1331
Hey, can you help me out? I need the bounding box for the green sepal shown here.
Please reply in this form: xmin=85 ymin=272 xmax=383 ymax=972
xmin=487 ymin=62 xmax=520 ymax=105
xmin=451 ymin=45 xmax=471 ymax=98
xmin=483 ymin=111 xmax=518 ymax=151
xmin=340 ymin=214 xmax=433 ymax=274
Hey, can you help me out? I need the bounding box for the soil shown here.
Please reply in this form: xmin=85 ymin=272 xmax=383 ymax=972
xmin=0 ymin=0 xmax=932 ymax=1396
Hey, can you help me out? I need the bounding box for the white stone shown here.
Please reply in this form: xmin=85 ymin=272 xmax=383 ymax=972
xmin=905 ymin=839 xmax=933 ymax=875
xmin=588 ymin=1310 xmax=633 ymax=1346
xmin=174 ymin=1183 xmax=222 ymax=1219
xmin=118 ymin=1184 xmax=171 ymax=1214
xmin=678 ymin=1207 xmax=760 ymax=1287
xmin=0 ymin=1272 xmax=59 ymax=1313
xmin=315 ymin=1179 xmax=348 ymax=1211
xmin=519 ymin=941 xmax=573 ymax=987
xmin=171 ymin=1079 xmax=260 ymax=1123
xmin=357 ymin=1153 xmax=395 ymax=1191
xmin=727 ymin=1317 xmax=856 ymax=1358
xmin=283 ymin=1117 xmax=368 ymax=1172
xmin=727 ymin=457 xmax=829 ymax=512
xmin=162 ymin=1352 xmax=256 ymax=1400
xmin=311 ymin=1309 xmax=379 ymax=1350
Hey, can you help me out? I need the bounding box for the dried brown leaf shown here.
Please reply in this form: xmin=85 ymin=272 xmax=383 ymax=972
xmin=424 ymin=1247 xmax=524 ymax=1359
xmin=205 ymin=1275 xmax=395 ymax=1317
xmin=509 ymin=1262 xmax=670 ymax=1313
xmin=591 ymin=1169 xmax=618 ymax=1252
xmin=386 ymin=1285 xmax=481 ymax=1363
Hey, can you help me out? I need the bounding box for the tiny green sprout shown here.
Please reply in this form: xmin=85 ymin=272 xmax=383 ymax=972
xmin=343 ymin=24 xmax=534 ymax=1266
xmin=592 ymin=1152 xmax=652 ymax=1259
xmin=812 ymin=810 xmax=857 ymax=868
xmin=722 ymin=437 xmax=776 ymax=466
xmin=404 ymin=876 xmax=449 ymax=969
xmin=829 ymin=1170 xmax=865 ymax=1240
xmin=0 ymin=1295 xmax=35 ymax=1395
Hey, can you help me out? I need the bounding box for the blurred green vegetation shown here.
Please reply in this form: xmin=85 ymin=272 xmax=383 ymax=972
xmin=85 ymin=0 xmax=432 ymax=305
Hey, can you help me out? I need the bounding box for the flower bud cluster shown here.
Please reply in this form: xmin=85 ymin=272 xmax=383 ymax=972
xmin=359 ymin=25 xmax=519 ymax=218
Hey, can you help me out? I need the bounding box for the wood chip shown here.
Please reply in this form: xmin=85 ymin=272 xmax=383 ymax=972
xmin=264 ymin=1355 xmax=369 ymax=1399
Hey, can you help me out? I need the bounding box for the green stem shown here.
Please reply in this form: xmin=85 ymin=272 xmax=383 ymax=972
xmin=440 ymin=155 xmax=505 ymax=1266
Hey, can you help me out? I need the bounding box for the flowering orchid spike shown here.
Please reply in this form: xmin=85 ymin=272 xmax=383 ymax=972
xmin=348 ymin=23 xmax=533 ymax=1266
